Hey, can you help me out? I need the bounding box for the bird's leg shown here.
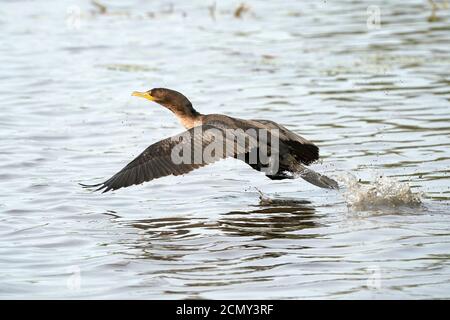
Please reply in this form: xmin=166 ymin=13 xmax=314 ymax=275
xmin=290 ymin=161 xmax=339 ymax=190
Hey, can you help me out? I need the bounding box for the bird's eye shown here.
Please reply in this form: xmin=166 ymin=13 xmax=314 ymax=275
xmin=151 ymin=89 xmax=163 ymax=99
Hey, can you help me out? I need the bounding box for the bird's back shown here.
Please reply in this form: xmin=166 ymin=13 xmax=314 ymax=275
xmin=202 ymin=114 xmax=319 ymax=165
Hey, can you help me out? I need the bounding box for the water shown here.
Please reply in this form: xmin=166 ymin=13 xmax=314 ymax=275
xmin=1 ymin=0 xmax=449 ymax=299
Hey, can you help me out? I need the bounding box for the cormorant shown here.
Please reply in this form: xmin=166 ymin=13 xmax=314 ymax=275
xmin=82 ymin=88 xmax=338 ymax=192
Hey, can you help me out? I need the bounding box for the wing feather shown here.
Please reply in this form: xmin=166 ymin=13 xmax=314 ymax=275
xmin=250 ymin=119 xmax=319 ymax=165
xmin=84 ymin=125 xmax=257 ymax=192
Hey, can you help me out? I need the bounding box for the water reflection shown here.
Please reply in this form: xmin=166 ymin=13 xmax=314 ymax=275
xmin=120 ymin=197 xmax=320 ymax=262
xmin=219 ymin=198 xmax=320 ymax=239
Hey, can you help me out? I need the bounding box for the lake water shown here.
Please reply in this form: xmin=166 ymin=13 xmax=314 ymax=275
xmin=1 ymin=0 xmax=449 ymax=299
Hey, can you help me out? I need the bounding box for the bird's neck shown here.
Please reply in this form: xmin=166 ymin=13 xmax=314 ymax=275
xmin=175 ymin=110 xmax=203 ymax=129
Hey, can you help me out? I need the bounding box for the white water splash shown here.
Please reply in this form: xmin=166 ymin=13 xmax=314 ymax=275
xmin=337 ymin=173 xmax=423 ymax=210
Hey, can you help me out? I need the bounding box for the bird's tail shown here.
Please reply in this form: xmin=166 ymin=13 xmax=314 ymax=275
xmin=294 ymin=164 xmax=339 ymax=190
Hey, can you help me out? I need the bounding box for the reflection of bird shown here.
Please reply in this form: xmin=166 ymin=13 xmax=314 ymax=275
xmin=219 ymin=196 xmax=318 ymax=239
xmin=82 ymin=88 xmax=338 ymax=192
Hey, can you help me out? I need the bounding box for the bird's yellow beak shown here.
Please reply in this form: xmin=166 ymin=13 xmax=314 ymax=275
xmin=131 ymin=91 xmax=156 ymax=101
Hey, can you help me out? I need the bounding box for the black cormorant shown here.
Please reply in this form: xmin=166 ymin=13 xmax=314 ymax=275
xmin=82 ymin=88 xmax=338 ymax=192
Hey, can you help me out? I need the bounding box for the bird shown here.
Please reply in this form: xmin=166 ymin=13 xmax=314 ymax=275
xmin=82 ymin=88 xmax=338 ymax=193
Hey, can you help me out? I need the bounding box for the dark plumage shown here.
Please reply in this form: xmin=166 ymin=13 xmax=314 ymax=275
xmin=82 ymin=88 xmax=338 ymax=193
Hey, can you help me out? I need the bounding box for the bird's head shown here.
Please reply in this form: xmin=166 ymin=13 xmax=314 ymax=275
xmin=132 ymin=88 xmax=197 ymax=116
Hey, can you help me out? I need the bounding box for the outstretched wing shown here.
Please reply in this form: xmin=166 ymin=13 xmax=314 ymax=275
xmin=82 ymin=125 xmax=258 ymax=192
xmin=250 ymin=119 xmax=319 ymax=165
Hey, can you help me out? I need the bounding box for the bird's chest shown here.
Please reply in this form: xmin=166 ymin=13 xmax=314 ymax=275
xmin=178 ymin=116 xmax=202 ymax=129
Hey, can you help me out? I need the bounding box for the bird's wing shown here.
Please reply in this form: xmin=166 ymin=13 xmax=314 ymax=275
xmin=250 ymin=119 xmax=319 ymax=165
xmin=82 ymin=125 xmax=258 ymax=193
